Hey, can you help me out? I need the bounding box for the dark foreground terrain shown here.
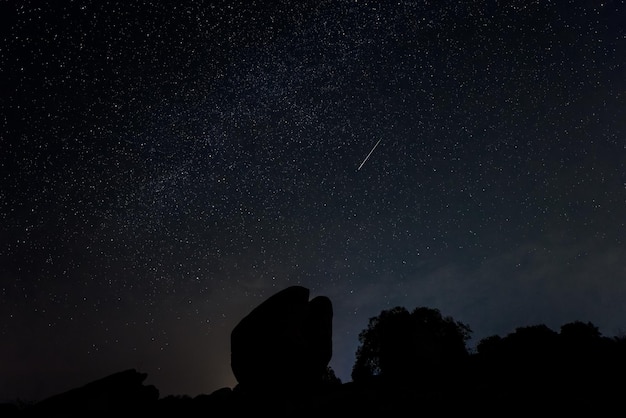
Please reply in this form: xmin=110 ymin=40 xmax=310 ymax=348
xmin=6 ymin=288 xmax=626 ymax=416
xmin=2 ymin=360 xmax=624 ymax=418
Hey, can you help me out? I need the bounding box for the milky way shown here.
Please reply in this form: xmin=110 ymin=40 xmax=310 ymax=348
xmin=2 ymin=0 xmax=625 ymax=401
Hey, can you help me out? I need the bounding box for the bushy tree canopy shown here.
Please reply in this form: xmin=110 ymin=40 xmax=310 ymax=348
xmin=351 ymin=306 xmax=472 ymax=383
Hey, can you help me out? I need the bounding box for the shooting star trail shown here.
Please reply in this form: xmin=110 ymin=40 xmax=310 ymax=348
xmin=357 ymin=139 xmax=382 ymax=171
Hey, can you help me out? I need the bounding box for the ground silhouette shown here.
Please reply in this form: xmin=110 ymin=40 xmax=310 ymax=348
xmin=4 ymin=287 xmax=626 ymax=416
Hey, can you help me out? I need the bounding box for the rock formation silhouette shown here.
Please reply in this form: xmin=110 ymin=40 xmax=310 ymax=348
xmin=230 ymin=285 xmax=333 ymax=392
xmin=28 ymin=368 xmax=158 ymax=417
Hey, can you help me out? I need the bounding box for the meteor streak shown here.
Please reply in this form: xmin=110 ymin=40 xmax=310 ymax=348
xmin=357 ymin=139 xmax=381 ymax=171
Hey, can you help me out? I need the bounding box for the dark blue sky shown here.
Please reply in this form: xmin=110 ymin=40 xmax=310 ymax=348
xmin=2 ymin=0 xmax=625 ymax=402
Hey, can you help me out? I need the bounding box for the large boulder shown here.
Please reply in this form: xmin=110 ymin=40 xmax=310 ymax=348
xmin=231 ymin=286 xmax=333 ymax=391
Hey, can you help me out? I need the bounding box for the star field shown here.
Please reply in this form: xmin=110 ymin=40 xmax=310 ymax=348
xmin=1 ymin=0 xmax=625 ymax=401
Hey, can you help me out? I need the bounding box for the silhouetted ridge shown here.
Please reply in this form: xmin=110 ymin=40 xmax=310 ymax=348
xmin=26 ymin=368 xmax=158 ymax=417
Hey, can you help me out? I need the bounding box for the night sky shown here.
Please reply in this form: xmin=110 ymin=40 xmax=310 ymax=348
xmin=2 ymin=0 xmax=625 ymax=402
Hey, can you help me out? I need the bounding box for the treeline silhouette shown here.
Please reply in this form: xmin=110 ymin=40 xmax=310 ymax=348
xmin=5 ymin=301 xmax=626 ymax=417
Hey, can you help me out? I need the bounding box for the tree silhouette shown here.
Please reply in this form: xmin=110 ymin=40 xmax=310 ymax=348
xmin=560 ymin=320 xmax=601 ymax=340
xmin=473 ymin=320 xmax=626 ymax=410
xmin=351 ymin=306 xmax=472 ymax=385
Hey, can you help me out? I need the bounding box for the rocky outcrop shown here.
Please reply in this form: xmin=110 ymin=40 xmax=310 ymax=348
xmin=230 ymin=286 xmax=333 ymax=391
xmin=29 ymin=368 xmax=159 ymax=416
